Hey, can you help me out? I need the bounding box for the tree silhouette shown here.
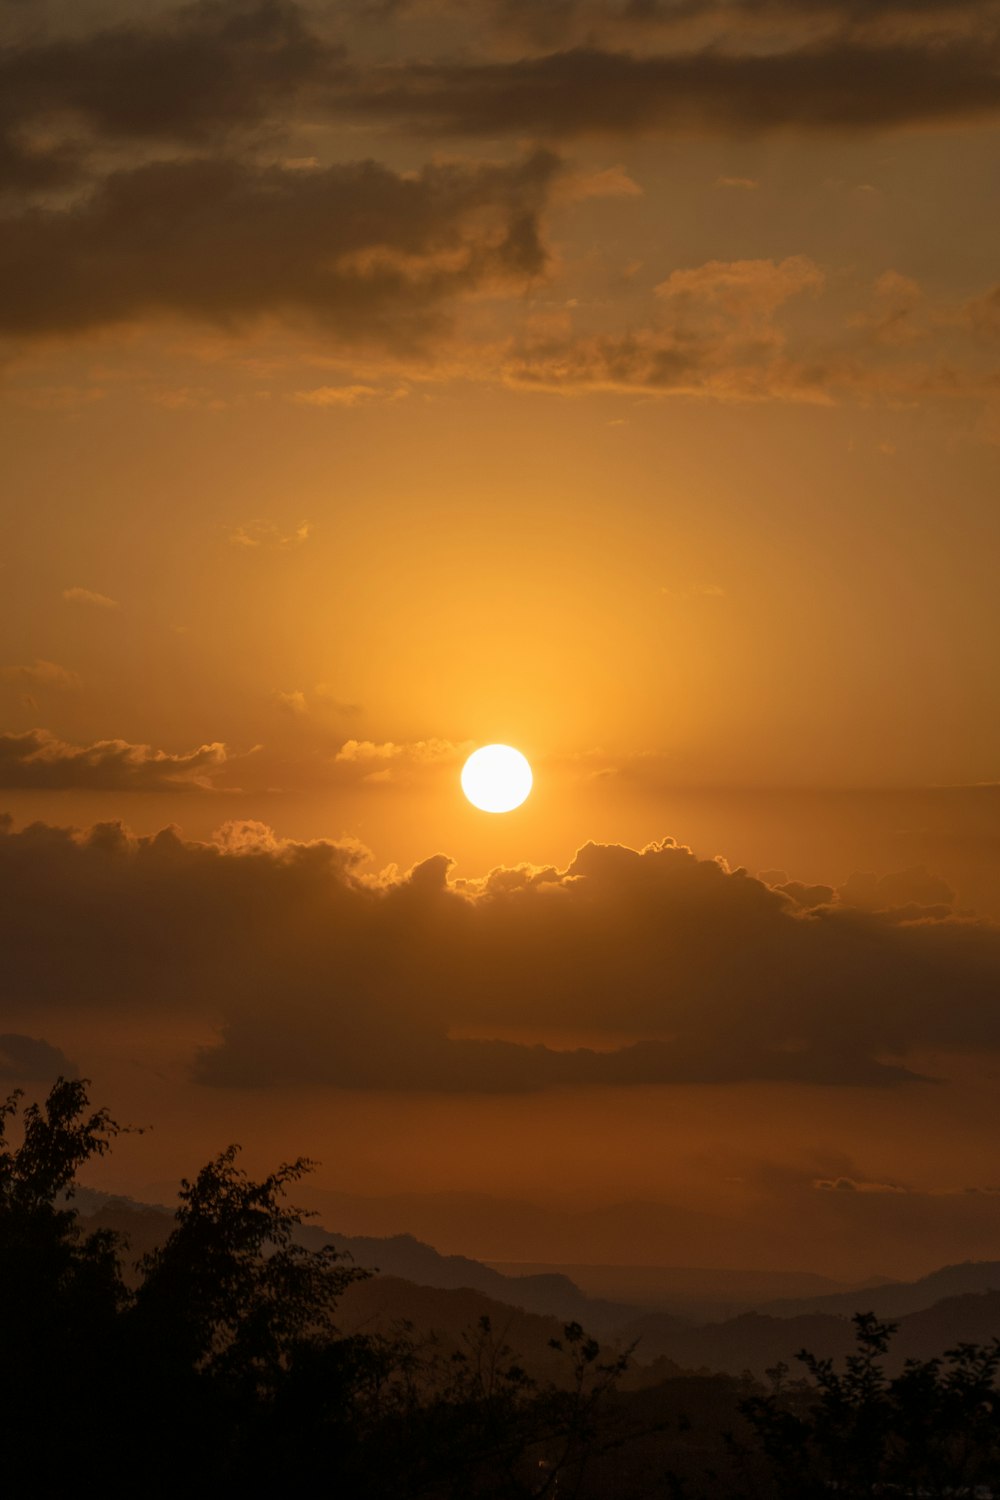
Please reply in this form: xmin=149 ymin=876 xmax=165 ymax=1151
xmin=0 ymin=1079 xmax=631 ymax=1497
xmin=739 ymin=1311 xmax=1000 ymax=1498
xmin=132 ymin=1145 xmax=368 ymax=1388
xmin=0 ymin=1078 xmax=131 ymax=1482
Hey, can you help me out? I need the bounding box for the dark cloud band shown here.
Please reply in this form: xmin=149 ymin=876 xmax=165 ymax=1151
xmin=2 ymin=815 xmax=997 ymax=1093
xmin=0 ymin=151 xmax=557 ymax=341
xmin=341 ymin=39 xmax=1000 ymax=139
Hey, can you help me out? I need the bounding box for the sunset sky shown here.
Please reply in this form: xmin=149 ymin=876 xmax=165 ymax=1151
xmin=3 ymin=0 xmax=1000 ymax=1282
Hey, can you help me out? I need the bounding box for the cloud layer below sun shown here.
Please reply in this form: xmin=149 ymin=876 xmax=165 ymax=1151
xmin=4 ymin=812 xmax=998 ymax=1094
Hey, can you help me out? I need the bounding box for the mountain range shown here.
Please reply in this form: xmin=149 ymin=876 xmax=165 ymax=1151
xmin=73 ymin=1189 xmax=1000 ymax=1381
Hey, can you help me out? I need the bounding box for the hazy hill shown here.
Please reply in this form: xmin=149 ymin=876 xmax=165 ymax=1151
xmin=332 ymin=1274 xmax=662 ymax=1385
xmin=488 ymin=1261 xmax=873 ymax=1318
xmin=73 ymin=1192 xmax=1000 ymax=1384
xmin=621 ymin=1289 xmax=1000 ymax=1378
xmin=619 ymin=1309 xmax=856 ymax=1377
xmin=296 ymin=1223 xmax=631 ymax=1331
xmin=892 ymin=1289 xmax=1000 ymax=1363
xmin=73 ymin=1190 xmax=633 ymax=1330
xmin=291 ymin=1185 xmax=758 ymax=1273
xmin=760 ymin=1259 xmax=1000 ymax=1320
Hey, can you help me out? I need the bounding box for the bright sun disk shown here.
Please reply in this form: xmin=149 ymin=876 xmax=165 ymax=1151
xmin=461 ymin=744 xmax=533 ymax=813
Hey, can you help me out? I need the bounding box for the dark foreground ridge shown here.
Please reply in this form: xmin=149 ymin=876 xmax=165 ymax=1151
xmin=5 ymin=1078 xmax=1000 ymax=1498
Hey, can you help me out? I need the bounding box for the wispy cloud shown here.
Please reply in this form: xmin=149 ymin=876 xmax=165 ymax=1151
xmin=230 ymin=519 xmax=311 ymax=548
xmin=0 ymin=728 xmax=235 ymax=790
xmin=291 ymin=384 xmax=408 ymax=407
xmin=334 ymin=738 xmax=468 ymax=781
xmin=62 ymin=586 xmax=120 ymax=610
xmin=0 ymin=660 xmax=82 ymax=691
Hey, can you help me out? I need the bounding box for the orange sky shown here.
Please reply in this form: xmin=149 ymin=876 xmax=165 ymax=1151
xmin=2 ymin=0 xmax=1000 ymax=1280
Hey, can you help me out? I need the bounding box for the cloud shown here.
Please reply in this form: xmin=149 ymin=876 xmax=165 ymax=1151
xmin=9 ymin=383 xmax=106 ymax=412
xmin=559 ymin=164 xmax=643 ymax=200
xmin=500 ymin=260 xmax=1000 ymax=410
xmin=814 ymin=1175 xmax=907 ymax=1194
xmin=4 ymin=0 xmax=992 ymax=203
xmin=0 ymin=660 xmax=81 ymax=691
xmin=0 ymin=728 xmax=234 ymax=790
xmin=230 ymin=518 xmax=311 ymax=548
xmin=0 ymin=1033 xmax=76 ymax=1084
xmin=502 ymin=328 xmax=824 ymax=400
xmin=771 ymin=879 xmax=837 ymax=910
xmin=0 ymin=151 xmax=560 ymax=346
xmin=3 ymin=817 xmax=1000 ymax=1094
xmin=199 ymin=1017 xmax=923 ymax=1091
xmin=771 ymin=867 xmax=957 ymax=923
xmin=341 ymin=35 xmax=1000 ymax=140
xmin=273 ymin=686 xmax=361 ymax=720
xmin=335 ymin=738 xmax=464 ymax=764
xmin=0 ymin=0 xmax=994 ymax=418
xmin=315 ymin=685 xmax=361 ymax=713
xmin=483 ymin=0 xmax=1000 ymax=51
xmin=655 ymin=254 xmax=825 ymax=320
xmin=331 ymin=739 xmax=469 ymax=784
xmin=290 ymin=383 xmax=409 ymax=406
xmin=964 ymin=283 xmax=1000 ymax=339
xmin=274 ymin=689 xmax=310 ymax=716
xmin=850 ymin=269 xmax=923 ymax=345
xmin=62 ymin=586 xmax=120 ymax=610
xmin=0 ymin=0 xmax=342 ymax=191
xmin=503 ymin=255 xmax=833 ymax=401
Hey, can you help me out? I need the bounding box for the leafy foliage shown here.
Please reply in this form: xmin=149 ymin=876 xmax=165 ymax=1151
xmin=0 ymin=1080 xmax=133 ymax=1482
xmin=0 ymin=1079 xmax=630 ymax=1497
xmin=9 ymin=1077 xmax=1000 ymax=1498
xmin=739 ymin=1312 xmax=1000 ymax=1498
xmin=133 ymin=1145 xmax=367 ymax=1387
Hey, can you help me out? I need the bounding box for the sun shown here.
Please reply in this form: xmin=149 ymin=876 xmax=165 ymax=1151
xmin=461 ymin=744 xmax=533 ymax=813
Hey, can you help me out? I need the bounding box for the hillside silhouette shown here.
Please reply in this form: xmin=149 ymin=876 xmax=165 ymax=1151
xmin=489 ymin=1259 xmax=878 ymax=1318
xmin=761 ymin=1259 xmax=1000 ymax=1319
xmin=79 ymin=1188 xmax=1000 ymax=1384
xmin=77 ymin=1190 xmax=634 ymax=1331
xmin=10 ymin=1078 xmax=1000 ymax=1498
xmin=78 ymin=1187 xmax=1000 ymax=1385
xmin=3 ymin=1079 xmax=637 ymax=1496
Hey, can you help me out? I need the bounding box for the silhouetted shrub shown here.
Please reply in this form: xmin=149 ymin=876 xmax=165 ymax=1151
xmin=11 ymin=1078 xmax=1000 ymax=1498
xmin=739 ymin=1312 xmax=1000 ymax=1498
xmin=0 ymin=1079 xmax=629 ymax=1497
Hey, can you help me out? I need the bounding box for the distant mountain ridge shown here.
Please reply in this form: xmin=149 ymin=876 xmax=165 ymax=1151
xmin=296 ymin=1224 xmax=635 ymax=1332
xmin=330 ymin=1273 xmax=669 ymax=1385
xmin=71 ymin=1190 xmax=1000 ymax=1382
xmin=621 ymin=1289 xmax=1000 ymax=1379
xmin=487 ymin=1260 xmax=875 ymax=1317
xmin=72 ymin=1188 xmax=635 ymax=1331
xmin=759 ymin=1260 xmax=1000 ymax=1320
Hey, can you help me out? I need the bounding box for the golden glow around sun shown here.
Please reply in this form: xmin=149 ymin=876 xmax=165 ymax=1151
xmin=461 ymin=744 xmax=533 ymax=813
